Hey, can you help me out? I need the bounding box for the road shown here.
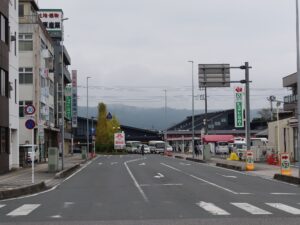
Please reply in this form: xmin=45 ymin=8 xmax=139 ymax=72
xmin=1 ymin=155 xmax=300 ymax=225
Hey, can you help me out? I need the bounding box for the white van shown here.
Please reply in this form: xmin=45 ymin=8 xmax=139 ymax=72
xmin=215 ymin=142 xmax=229 ymax=154
xmin=148 ymin=140 xmax=165 ymax=154
xmin=125 ymin=141 xmax=141 ymax=153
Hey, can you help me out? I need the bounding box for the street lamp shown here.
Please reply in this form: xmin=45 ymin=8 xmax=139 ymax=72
xmin=91 ymin=116 xmax=95 ymax=156
xmin=188 ymin=60 xmax=195 ymax=158
xmin=61 ymin=17 xmax=68 ymax=170
xmin=86 ymin=76 xmax=91 ymax=159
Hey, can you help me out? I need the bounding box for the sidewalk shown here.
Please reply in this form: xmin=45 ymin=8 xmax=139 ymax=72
xmin=171 ymin=152 xmax=299 ymax=180
xmin=0 ymin=154 xmax=86 ymax=192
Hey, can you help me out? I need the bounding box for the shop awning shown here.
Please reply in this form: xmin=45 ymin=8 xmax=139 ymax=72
xmin=202 ymin=135 xmax=234 ymax=143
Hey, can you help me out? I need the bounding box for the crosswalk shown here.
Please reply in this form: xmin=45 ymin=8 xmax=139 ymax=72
xmin=1 ymin=201 xmax=300 ymax=218
xmin=197 ymin=201 xmax=300 ymax=216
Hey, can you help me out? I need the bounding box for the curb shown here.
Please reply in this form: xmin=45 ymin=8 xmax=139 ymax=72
xmin=274 ymin=174 xmax=300 ymax=185
xmin=174 ymin=155 xmax=185 ymax=159
xmin=55 ymin=164 xmax=81 ymax=179
xmin=186 ymin=157 xmax=206 ymax=163
xmin=0 ymin=182 xmax=47 ymax=200
xmin=216 ymin=162 xmax=245 ymax=171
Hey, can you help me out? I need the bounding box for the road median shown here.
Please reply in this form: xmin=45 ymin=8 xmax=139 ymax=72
xmin=273 ymin=174 xmax=300 ymax=185
xmin=55 ymin=163 xmax=81 ymax=179
xmin=214 ymin=159 xmax=246 ymax=171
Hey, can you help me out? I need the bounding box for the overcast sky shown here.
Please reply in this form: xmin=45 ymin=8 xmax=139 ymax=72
xmin=38 ymin=0 xmax=296 ymax=110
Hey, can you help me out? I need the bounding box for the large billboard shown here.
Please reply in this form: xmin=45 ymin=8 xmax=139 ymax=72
xmin=38 ymin=10 xmax=63 ymax=31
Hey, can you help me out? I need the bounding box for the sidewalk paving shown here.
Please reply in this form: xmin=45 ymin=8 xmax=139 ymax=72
xmin=172 ymin=152 xmax=300 ymax=180
xmin=0 ymin=154 xmax=86 ymax=191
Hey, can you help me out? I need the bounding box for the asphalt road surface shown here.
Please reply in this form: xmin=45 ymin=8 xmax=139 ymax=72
xmin=1 ymin=155 xmax=300 ymax=225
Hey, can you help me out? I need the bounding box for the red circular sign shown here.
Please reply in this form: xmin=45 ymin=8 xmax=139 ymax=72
xmin=25 ymin=105 xmax=36 ymax=115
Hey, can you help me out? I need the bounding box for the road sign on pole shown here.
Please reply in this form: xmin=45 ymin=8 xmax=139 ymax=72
xmin=280 ymin=153 xmax=291 ymax=176
xmin=234 ymin=86 xmax=244 ymax=128
xmin=25 ymin=104 xmax=36 ymax=115
xmin=25 ymin=119 xmax=36 ymax=130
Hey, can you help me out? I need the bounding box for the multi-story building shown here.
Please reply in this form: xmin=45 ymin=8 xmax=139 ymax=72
xmin=0 ymin=0 xmax=10 ymax=173
xmin=9 ymin=0 xmax=19 ymax=169
xmin=18 ymin=0 xmax=57 ymax=162
xmin=38 ymin=9 xmax=73 ymax=155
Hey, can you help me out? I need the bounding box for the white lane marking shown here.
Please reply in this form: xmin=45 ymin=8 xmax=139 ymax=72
xmin=124 ymin=158 xmax=148 ymax=203
xmin=98 ymin=162 xmax=103 ymax=165
xmin=196 ymin=201 xmax=230 ymax=215
xmin=239 ymin=193 xmax=252 ymax=195
xmin=63 ymin=202 xmax=74 ymax=208
xmin=266 ymin=203 xmax=300 ymax=215
xmin=217 ymin=173 xmax=237 ymax=179
xmin=140 ymin=183 xmax=183 ymax=187
xmin=0 ymin=204 xmax=5 ymax=208
xmin=190 ymin=175 xmax=239 ymax=195
xmin=51 ymin=215 xmax=62 ymax=219
xmin=270 ymin=193 xmax=298 ymax=195
xmin=154 ymin=173 xmax=165 ymax=178
xmin=139 ymin=162 xmax=146 ymax=166
xmin=160 ymin=163 xmax=182 ymax=172
xmin=179 ymin=162 xmax=191 ymax=166
xmin=231 ymin=203 xmax=272 ymax=215
xmin=7 ymin=204 xmax=40 ymax=216
xmin=111 ymin=162 xmax=118 ymax=165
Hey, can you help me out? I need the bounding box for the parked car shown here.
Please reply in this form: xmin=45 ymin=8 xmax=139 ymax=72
xmin=137 ymin=144 xmax=151 ymax=154
xmin=215 ymin=141 xmax=229 ymax=154
xmin=165 ymin=145 xmax=173 ymax=152
xmin=125 ymin=141 xmax=141 ymax=153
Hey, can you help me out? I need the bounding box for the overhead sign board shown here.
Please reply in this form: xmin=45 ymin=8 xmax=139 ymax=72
xmin=234 ymin=86 xmax=244 ymax=128
xmin=198 ymin=64 xmax=230 ymax=87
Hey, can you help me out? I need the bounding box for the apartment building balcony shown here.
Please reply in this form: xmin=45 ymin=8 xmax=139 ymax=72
xmin=284 ymin=94 xmax=297 ymax=112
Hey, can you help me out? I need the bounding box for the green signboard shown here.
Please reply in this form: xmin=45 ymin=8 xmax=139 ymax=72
xmin=234 ymin=87 xmax=244 ymax=128
xmin=65 ymin=85 xmax=72 ymax=120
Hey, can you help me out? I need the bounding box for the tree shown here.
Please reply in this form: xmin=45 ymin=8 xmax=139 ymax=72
xmin=257 ymin=108 xmax=272 ymax=122
xmin=95 ymin=102 xmax=121 ymax=152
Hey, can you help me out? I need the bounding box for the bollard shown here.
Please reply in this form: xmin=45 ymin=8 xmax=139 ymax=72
xmin=246 ymin=150 xmax=255 ymax=171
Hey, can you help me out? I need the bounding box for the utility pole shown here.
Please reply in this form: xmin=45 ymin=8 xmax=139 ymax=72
xmin=86 ymin=76 xmax=91 ymax=159
xmin=164 ymin=89 xmax=167 ymax=147
xmin=296 ymin=0 xmax=300 ymax=176
xmin=188 ymin=61 xmax=195 ymax=158
xmin=245 ymin=62 xmax=251 ymax=150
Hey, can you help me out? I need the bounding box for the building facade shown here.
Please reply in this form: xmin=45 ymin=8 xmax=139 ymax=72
xmin=0 ymin=0 xmax=10 ymax=173
xmin=9 ymin=0 xmax=19 ymax=169
xmin=19 ymin=0 xmax=57 ymax=162
xmin=38 ymin=9 xmax=72 ymax=155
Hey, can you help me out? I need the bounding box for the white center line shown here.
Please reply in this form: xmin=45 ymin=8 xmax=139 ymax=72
xmin=231 ymin=203 xmax=272 ymax=215
xmin=160 ymin=163 xmax=182 ymax=172
xmin=266 ymin=203 xmax=300 ymax=215
xmin=270 ymin=193 xmax=298 ymax=195
xmin=0 ymin=204 xmax=5 ymax=209
xmin=124 ymin=158 xmax=148 ymax=203
xmin=197 ymin=201 xmax=230 ymax=215
xmin=98 ymin=162 xmax=103 ymax=165
xmin=140 ymin=183 xmax=183 ymax=187
xmin=7 ymin=204 xmax=40 ymax=216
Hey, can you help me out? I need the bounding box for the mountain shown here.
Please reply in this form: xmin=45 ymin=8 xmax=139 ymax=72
xmin=78 ymin=104 xmax=261 ymax=131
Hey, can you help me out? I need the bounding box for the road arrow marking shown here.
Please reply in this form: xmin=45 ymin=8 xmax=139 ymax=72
xmin=63 ymin=202 xmax=74 ymax=208
xmin=51 ymin=215 xmax=62 ymax=219
xmin=197 ymin=201 xmax=230 ymax=215
xmin=139 ymin=162 xmax=146 ymax=166
xmin=217 ymin=173 xmax=237 ymax=179
xmin=111 ymin=162 xmax=118 ymax=165
xmin=154 ymin=173 xmax=164 ymax=178
xmin=98 ymin=162 xmax=103 ymax=165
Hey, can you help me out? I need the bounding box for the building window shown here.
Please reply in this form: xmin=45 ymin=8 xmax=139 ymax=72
xmin=0 ymin=127 xmax=8 ymax=154
xmin=55 ymin=22 xmax=61 ymax=29
xmin=19 ymin=33 xmax=33 ymax=51
xmin=49 ymin=80 xmax=54 ymax=96
xmin=19 ymin=67 xmax=33 ymax=84
xmin=19 ymin=101 xmax=32 ymax=117
xmin=0 ymin=69 xmax=8 ymax=97
xmin=49 ymin=107 xmax=54 ymax=124
xmin=0 ymin=14 xmax=8 ymax=44
xmin=14 ymin=79 xmax=17 ymax=103
xmin=19 ymin=4 xmax=24 ymax=17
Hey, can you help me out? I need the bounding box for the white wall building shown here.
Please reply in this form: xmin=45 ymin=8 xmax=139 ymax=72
xmin=9 ymin=0 xmax=19 ymax=169
xmin=19 ymin=0 xmax=57 ymax=164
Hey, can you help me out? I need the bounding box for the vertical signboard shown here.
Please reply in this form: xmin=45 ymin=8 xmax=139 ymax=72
xmin=234 ymin=86 xmax=244 ymax=128
xmin=71 ymin=70 xmax=78 ymax=128
xmin=65 ymin=84 xmax=72 ymax=120
xmin=114 ymin=132 xmax=126 ymax=150
xmin=246 ymin=150 xmax=254 ymax=171
xmin=280 ymin=153 xmax=291 ymax=176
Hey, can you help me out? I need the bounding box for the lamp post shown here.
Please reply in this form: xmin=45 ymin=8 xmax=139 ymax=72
xmin=86 ymin=76 xmax=91 ymax=159
xmin=188 ymin=60 xmax=195 ymax=158
xmin=296 ymin=0 xmax=300 ymax=177
xmin=91 ymin=116 xmax=95 ymax=156
xmin=61 ymin=17 xmax=68 ymax=170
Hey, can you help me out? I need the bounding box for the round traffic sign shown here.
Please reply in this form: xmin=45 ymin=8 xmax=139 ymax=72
xmin=25 ymin=119 xmax=36 ymax=129
xmin=25 ymin=104 xmax=35 ymax=115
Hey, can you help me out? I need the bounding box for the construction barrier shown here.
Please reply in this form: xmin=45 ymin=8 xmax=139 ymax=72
xmin=246 ymin=150 xmax=255 ymax=171
xmin=227 ymin=152 xmax=239 ymax=161
xmin=280 ymin=152 xmax=291 ymax=176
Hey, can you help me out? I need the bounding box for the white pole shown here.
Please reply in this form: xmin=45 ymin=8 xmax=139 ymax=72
xmin=188 ymin=61 xmax=195 ymax=158
xmin=86 ymin=77 xmax=91 ymax=159
xmin=277 ymin=103 xmax=280 ymax=159
xmin=32 ymin=129 xmax=34 ymax=184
